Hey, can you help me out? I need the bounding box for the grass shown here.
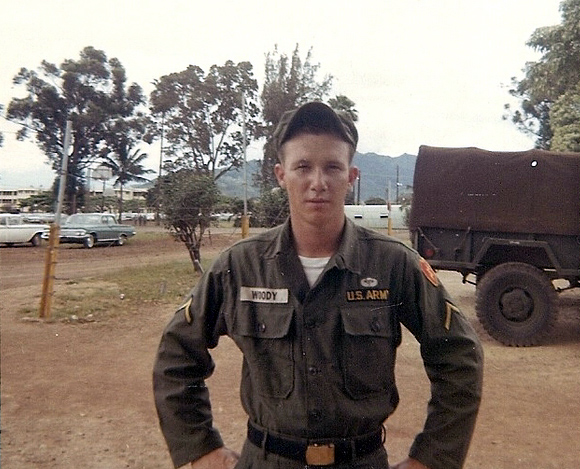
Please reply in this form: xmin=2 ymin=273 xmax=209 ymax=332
xmin=21 ymin=257 xmax=215 ymax=322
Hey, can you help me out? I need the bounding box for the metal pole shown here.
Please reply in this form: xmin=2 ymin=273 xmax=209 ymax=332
xmin=241 ymin=92 xmax=249 ymax=239
xmin=156 ymin=112 xmax=165 ymax=226
xmin=387 ymin=179 xmax=393 ymax=235
xmin=40 ymin=120 xmax=72 ymax=318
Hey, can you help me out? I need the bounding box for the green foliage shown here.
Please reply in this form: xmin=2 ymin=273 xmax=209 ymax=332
xmin=148 ymin=61 xmax=260 ymax=181
xmin=254 ymin=188 xmax=289 ymax=227
xmin=100 ymin=147 xmax=154 ymax=218
xmin=259 ymin=45 xmax=334 ymax=190
xmin=7 ymin=46 xmax=145 ymax=212
xmin=161 ymin=170 xmax=220 ymax=268
xmin=328 ymin=95 xmax=359 ymax=122
xmin=18 ymin=192 xmax=55 ymax=212
xmin=507 ymin=0 xmax=580 ymax=150
xmin=550 ymin=82 xmax=580 ymax=152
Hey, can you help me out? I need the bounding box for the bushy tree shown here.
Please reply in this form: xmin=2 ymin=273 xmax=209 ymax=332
xmin=506 ymin=0 xmax=580 ymax=150
xmin=549 ymin=82 xmax=580 ymax=152
xmin=7 ymin=47 xmax=144 ymax=211
xmin=148 ymin=61 xmax=260 ymax=180
xmin=254 ymin=188 xmax=289 ymax=228
xmin=161 ymin=170 xmax=220 ymax=271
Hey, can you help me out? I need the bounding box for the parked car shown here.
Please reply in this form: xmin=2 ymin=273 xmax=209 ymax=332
xmin=42 ymin=213 xmax=136 ymax=248
xmin=0 ymin=213 xmax=49 ymax=247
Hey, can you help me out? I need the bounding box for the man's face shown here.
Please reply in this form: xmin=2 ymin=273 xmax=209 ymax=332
xmin=274 ymin=133 xmax=358 ymax=228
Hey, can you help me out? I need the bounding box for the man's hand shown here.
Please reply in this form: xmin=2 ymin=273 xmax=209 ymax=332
xmin=390 ymin=457 xmax=430 ymax=469
xmin=189 ymin=447 xmax=239 ymax=469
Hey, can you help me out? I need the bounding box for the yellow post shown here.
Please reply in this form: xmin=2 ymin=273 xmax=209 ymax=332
xmin=241 ymin=214 xmax=249 ymax=239
xmin=39 ymin=224 xmax=60 ymax=318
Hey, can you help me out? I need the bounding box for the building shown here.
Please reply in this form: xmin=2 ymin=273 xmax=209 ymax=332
xmin=0 ymin=187 xmax=47 ymax=211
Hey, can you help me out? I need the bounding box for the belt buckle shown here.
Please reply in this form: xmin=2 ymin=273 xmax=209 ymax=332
xmin=305 ymin=443 xmax=335 ymax=466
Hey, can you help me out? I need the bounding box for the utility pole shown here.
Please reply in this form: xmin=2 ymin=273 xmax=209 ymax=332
xmin=241 ymin=92 xmax=249 ymax=238
xmin=39 ymin=120 xmax=72 ymax=318
xmin=156 ymin=111 xmax=165 ymax=226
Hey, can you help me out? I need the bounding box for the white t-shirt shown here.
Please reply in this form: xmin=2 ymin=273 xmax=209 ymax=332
xmin=298 ymin=255 xmax=331 ymax=287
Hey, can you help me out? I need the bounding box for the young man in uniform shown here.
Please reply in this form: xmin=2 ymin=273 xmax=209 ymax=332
xmin=153 ymin=102 xmax=484 ymax=469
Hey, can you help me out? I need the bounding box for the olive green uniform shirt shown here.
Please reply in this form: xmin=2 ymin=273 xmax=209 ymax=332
xmin=153 ymin=219 xmax=483 ymax=469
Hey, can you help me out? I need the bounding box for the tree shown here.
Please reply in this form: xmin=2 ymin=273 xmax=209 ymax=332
xmin=161 ymin=170 xmax=220 ymax=271
xmin=328 ymin=95 xmax=359 ymax=122
xmin=6 ymin=47 xmax=144 ymax=211
xmin=506 ymin=0 xmax=580 ymax=150
xmin=253 ymin=188 xmax=289 ymax=228
xmin=99 ymin=113 xmax=153 ymax=219
xmin=259 ymin=45 xmax=334 ymax=190
xmin=100 ymin=147 xmax=153 ymax=219
xmin=549 ymin=82 xmax=580 ymax=152
xmin=148 ymin=61 xmax=260 ymax=181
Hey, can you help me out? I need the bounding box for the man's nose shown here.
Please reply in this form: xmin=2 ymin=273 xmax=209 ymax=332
xmin=310 ymin=168 xmax=328 ymax=191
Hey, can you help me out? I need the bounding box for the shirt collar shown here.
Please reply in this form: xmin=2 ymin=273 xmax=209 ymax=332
xmin=272 ymin=217 xmax=361 ymax=275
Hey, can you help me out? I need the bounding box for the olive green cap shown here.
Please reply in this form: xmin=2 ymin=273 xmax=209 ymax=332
xmin=273 ymin=101 xmax=358 ymax=152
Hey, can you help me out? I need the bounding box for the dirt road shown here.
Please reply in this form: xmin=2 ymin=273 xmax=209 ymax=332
xmin=1 ymin=227 xmax=579 ymax=468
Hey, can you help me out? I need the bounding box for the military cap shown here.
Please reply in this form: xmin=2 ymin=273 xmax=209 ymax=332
xmin=273 ymin=101 xmax=358 ymax=152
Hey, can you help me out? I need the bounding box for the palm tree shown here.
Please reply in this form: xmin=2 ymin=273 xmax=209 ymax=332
xmin=101 ymin=148 xmax=154 ymax=221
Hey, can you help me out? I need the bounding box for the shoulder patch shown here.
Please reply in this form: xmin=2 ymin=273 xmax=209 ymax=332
xmin=420 ymin=257 xmax=439 ymax=287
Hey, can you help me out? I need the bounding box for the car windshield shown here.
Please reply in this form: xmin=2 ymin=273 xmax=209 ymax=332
xmin=64 ymin=214 xmax=103 ymax=225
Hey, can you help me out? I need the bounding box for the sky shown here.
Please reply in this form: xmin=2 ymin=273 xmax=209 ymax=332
xmin=0 ymin=0 xmax=565 ymax=189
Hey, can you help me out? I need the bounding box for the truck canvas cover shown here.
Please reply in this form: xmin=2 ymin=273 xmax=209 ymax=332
xmin=409 ymin=145 xmax=580 ymax=236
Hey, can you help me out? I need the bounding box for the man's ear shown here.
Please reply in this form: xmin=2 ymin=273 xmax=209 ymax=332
xmin=274 ymin=163 xmax=286 ymax=189
xmin=348 ymin=166 xmax=359 ymax=186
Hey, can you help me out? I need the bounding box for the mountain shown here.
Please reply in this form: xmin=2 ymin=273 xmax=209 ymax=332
xmin=216 ymin=152 xmax=417 ymax=201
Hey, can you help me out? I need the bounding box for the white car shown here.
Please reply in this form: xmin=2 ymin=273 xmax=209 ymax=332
xmin=0 ymin=213 xmax=49 ymax=247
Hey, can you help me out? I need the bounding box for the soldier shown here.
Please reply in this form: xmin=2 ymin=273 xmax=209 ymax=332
xmin=153 ymin=102 xmax=483 ymax=469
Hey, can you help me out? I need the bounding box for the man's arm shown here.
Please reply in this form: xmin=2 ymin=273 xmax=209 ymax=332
xmin=153 ymin=268 xmax=227 ymax=468
xmin=399 ymin=253 xmax=484 ymax=469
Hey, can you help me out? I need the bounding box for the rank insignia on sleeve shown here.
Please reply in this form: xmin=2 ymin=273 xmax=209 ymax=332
xmin=176 ymin=297 xmax=193 ymax=324
xmin=420 ymin=257 xmax=439 ymax=287
xmin=445 ymin=302 xmax=461 ymax=331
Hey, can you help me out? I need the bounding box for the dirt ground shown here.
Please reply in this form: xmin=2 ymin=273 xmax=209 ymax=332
xmin=1 ymin=226 xmax=579 ymax=468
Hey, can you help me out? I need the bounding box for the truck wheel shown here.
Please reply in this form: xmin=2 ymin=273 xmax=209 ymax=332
xmin=476 ymin=262 xmax=558 ymax=346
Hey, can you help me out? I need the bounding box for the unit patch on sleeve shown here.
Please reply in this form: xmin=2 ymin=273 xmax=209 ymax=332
xmin=346 ymin=289 xmax=389 ymax=302
xmin=420 ymin=257 xmax=439 ymax=287
xmin=240 ymin=287 xmax=289 ymax=303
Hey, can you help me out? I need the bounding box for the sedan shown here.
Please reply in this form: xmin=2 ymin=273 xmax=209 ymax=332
xmin=42 ymin=213 xmax=136 ymax=248
xmin=0 ymin=213 xmax=49 ymax=247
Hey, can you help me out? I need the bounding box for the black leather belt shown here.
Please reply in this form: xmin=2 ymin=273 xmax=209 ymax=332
xmin=247 ymin=421 xmax=384 ymax=466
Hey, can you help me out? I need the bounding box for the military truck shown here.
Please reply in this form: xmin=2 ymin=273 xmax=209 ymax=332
xmin=409 ymin=145 xmax=580 ymax=346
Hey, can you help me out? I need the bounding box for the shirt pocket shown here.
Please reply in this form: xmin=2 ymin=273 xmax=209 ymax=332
xmin=340 ymin=306 xmax=397 ymax=400
xmin=231 ymin=303 xmax=295 ymax=399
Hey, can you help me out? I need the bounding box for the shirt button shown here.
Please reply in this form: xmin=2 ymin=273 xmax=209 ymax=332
xmin=370 ymin=318 xmax=382 ymax=333
xmin=309 ymin=410 xmax=322 ymax=422
xmin=308 ymin=366 xmax=319 ymax=375
xmin=258 ymin=323 xmax=266 ymax=333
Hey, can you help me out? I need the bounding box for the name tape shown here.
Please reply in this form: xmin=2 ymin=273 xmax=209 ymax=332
xmin=240 ymin=287 xmax=289 ymax=304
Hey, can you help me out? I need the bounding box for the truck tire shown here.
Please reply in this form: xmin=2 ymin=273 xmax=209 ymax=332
xmin=476 ymin=262 xmax=558 ymax=346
